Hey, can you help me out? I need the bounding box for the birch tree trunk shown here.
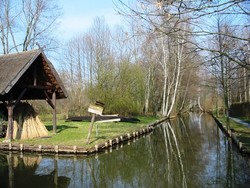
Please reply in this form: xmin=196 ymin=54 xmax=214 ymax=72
xmin=144 ymin=68 xmax=151 ymax=114
xmin=161 ymin=34 xmax=169 ymax=117
xmin=160 ymin=29 xmax=184 ymax=117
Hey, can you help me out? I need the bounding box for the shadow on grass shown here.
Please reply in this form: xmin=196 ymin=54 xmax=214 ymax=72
xmin=46 ymin=125 xmax=78 ymax=133
xmin=89 ymin=136 xmax=107 ymax=144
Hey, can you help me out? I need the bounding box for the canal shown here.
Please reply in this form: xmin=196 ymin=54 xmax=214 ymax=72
xmin=0 ymin=113 xmax=250 ymax=187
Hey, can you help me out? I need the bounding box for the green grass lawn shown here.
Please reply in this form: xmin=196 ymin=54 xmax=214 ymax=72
xmin=0 ymin=116 xmax=158 ymax=147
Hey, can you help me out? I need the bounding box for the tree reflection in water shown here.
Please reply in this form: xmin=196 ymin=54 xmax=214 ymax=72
xmin=1 ymin=113 xmax=250 ymax=187
xmin=162 ymin=121 xmax=187 ymax=188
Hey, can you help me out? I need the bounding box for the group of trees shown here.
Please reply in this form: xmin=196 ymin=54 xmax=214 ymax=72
xmin=0 ymin=0 xmax=249 ymax=118
xmin=59 ymin=14 xmax=201 ymax=116
xmin=112 ymin=0 xmax=250 ymax=117
xmin=59 ymin=18 xmax=156 ymax=116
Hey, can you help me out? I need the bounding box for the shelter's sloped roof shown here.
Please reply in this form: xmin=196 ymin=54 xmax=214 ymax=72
xmin=0 ymin=50 xmax=39 ymax=95
xmin=0 ymin=49 xmax=67 ymax=100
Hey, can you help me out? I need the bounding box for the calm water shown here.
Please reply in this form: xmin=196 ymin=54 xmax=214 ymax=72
xmin=1 ymin=113 xmax=250 ymax=188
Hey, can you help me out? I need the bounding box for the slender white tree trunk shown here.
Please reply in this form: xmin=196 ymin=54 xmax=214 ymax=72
xmin=144 ymin=68 xmax=151 ymax=113
xmin=161 ymin=34 xmax=183 ymax=117
xmin=166 ymin=39 xmax=183 ymax=117
xmin=161 ymin=34 xmax=169 ymax=116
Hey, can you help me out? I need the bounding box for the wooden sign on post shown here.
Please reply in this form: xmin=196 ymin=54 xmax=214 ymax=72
xmin=88 ymin=104 xmax=103 ymax=115
xmin=86 ymin=101 xmax=104 ymax=144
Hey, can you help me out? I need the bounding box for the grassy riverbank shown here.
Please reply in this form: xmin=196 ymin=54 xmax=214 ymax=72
xmin=0 ymin=116 xmax=158 ymax=148
xmin=217 ymin=117 xmax=250 ymax=133
xmin=216 ymin=116 xmax=250 ymax=154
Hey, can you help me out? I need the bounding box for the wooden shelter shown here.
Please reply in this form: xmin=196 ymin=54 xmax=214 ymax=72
xmin=0 ymin=49 xmax=67 ymax=140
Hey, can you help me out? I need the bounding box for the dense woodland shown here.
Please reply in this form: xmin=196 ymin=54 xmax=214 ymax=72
xmin=0 ymin=0 xmax=250 ymax=118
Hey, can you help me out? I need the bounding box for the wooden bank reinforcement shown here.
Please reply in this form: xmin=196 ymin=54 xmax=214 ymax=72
xmin=0 ymin=117 xmax=169 ymax=155
xmin=212 ymin=115 xmax=250 ymax=156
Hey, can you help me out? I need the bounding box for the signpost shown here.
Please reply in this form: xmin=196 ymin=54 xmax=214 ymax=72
xmin=86 ymin=101 xmax=104 ymax=144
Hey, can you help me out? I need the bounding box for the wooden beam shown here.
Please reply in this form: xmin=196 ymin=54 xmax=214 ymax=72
xmin=7 ymin=105 xmax=13 ymax=140
xmin=13 ymin=88 xmax=27 ymax=108
xmin=26 ymin=85 xmax=51 ymax=90
xmin=43 ymin=90 xmax=57 ymax=134
xmin=43 ymin=90 xmax=55 ymax=109
xmin=52 ymin=91 xmax=57 ymax=134
xmin=96 ymin=118 xmax=121 ymax=123
xmin=6 ymin=95 xmax=14 ymax=141
xmin=1 ymin=100 xmax=7 ymax=106
xmin=34 ymin=65 xmax=37 ymax=86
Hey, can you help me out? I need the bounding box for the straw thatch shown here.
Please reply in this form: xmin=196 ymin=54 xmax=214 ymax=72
xmin=8 ymin=155 xmax=42 ymax=168
xmin=0 ymin=49 xmax=67 ymax=100
xmin=5 ymin=102 xmax=48 ymax=139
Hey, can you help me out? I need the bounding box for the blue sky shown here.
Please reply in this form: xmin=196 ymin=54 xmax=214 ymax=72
xmin=57 ymin=0 xmax=123 ymax=41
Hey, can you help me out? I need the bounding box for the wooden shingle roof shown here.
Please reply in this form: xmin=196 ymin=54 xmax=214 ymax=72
xmin=0 ymin=49 xmax=67 ymax=101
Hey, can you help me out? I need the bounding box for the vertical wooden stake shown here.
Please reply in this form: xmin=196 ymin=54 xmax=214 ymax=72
xmin=86 ymin=113 xmax=95 ymax=144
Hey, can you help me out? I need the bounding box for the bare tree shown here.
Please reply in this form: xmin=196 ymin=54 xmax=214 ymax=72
xmin=114 ymin=0 xmax=250 ymax=115
xmin=0 ymin=0 xmax=61 ymax=54
xmin=206 ymin=17 xmax=240 ymax=121
xmin=0 ymin=0 xmax=18 ymax=53
xmin=141 ymin=34 xmax=158 ymax=114
xmin=59 ymin=16 xmax=150 ymax=115
xmin=116 ymin=0 xmax=250 ymax=68
xmin=59 ymin=36 xmax=88 ymax=116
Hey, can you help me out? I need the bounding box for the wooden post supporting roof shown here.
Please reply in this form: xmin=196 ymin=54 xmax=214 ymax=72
xmin=0 ymin=50 xmax=68 ymax=139
xmin=5 ymin=88 xmax=27 ymax=141
xmin=44 ymin=90 xmax=57 ymax=134
xmin=7 ymin=103 xmax=13 ymax=140
xmin=52 ymin=91 xmax=57 ymax=134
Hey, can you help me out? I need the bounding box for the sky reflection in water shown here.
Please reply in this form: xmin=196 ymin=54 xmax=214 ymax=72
xmin=0 ymin=113 xmax=250 ymax=187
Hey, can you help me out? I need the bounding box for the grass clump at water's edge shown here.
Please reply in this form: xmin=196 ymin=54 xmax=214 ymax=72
xmin=0 ymin=116 xmax=159 ymax=148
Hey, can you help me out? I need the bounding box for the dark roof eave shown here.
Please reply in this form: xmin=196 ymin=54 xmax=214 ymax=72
xmin=1 ymin=49 xmax=42 ymax=95
xmin=0 ymin=49 xmax=68 ymax=100
xmin=40 ymin=51 xmax=68 ymax=98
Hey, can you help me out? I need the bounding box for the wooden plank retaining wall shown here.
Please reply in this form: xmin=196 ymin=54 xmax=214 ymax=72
xmin=212 ymin=114 xmax=250 ymax=156
xmin=0 ymin=117 xmax=169 ymax=155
